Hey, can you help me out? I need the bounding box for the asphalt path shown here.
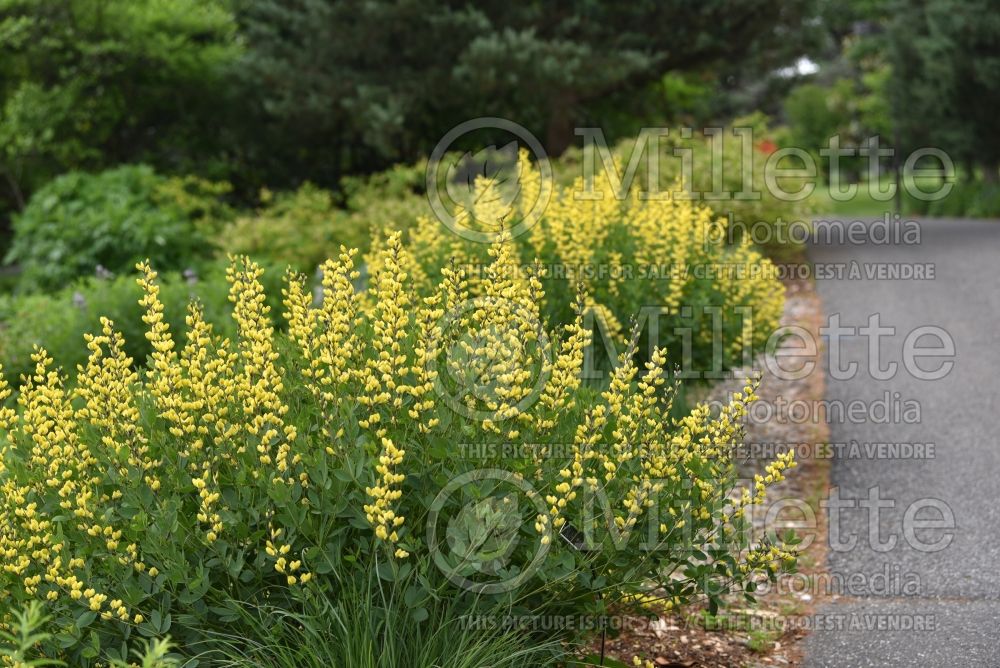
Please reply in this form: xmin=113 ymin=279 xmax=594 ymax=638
xmin=804 ymin=216 xmax=1000 ymax=666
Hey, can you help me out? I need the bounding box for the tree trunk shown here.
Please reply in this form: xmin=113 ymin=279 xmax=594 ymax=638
xmin=982 ymin=161 xmax=999 ymax=185
xmin=2 ymin=169 xmax=25 ymax=211
xmin=545 ymin=93 xmax=577 ymax=156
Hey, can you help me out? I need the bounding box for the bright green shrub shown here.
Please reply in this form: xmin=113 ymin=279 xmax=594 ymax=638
xmin=338 ymin=162 xmax=432 ymax=247
xmin=340 ymin=161 xmax=426 ymax=212
xmin=5 ymin=165 xmax=231 ymax=292
xmin=218 ymin=184 xmax=349 ymax=272
xmin=0 ymin=238 xmax=796 ymax=664
xmin=783 ymin=81 xmax=853 ymax=175
xmin=0 ymin=0 xmax=240 ymax=212
xmin=218 ymin=167 xmax=431 ymax=272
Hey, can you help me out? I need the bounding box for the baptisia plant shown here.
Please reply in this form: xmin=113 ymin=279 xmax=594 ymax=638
xmin=0 ymin=233 xmax=796 ymax=664
xmin=382 ymin=149 xmax=786 ymax=378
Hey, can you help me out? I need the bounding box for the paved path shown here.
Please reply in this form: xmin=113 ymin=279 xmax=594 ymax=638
xmin=803 ymin=216 xmax=1000 ymax=666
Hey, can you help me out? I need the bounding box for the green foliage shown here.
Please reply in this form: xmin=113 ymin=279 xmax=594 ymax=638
xmin=338 ymin=161 xmax=432 ymax=248
xmin=863 ymin=0 xmax=1000 ymax=214
xmin=784 ymin=82 xmax=851 ymax=165
xmin=204 ymin=571 xmax=564 ymax=667
xmin=219 ymin=162 xmax=433 ymax=271
xmin=856 ymin=65 xmax=892 ymax=139
xmin=219 ymin=185 xmax=348 ymax=272
xmin=0 ymin=0 xmax=241 ymax=207
xmin=0 ymin=603 xmax=180 ymax=668
xmin=911 ymin=178 xmax=1000 ymax=218
xmin=887 ymin=0 xmax=1000 ymax=173
xmin=0 ymin=249 xmax=796 ymax=664
xmin=0 ymin=262 xmax=285 ymax=388
xmin=340 ymin=161 xmax=427 ymax=221
xmin=6 ymin=165 xmax=231 ymax=291
xmin=0 ymin=0 xmax=820 ymax=206
xmin=777 ymin=1 xmax=892 ymax=186
xmin=656 ymin=72 xmax=717 ymax=125
xmin=0 ymin=602 xmax=65 ymax=666
xmin=746 ymin=628 xmax=780 ymax=653
xmin=234 ymin=0 xmax=814 ymax=184
xmin=675 ymin=114 xmax=819 ymax=241
xmin=108 ymin=639 xmax=180 ymax=668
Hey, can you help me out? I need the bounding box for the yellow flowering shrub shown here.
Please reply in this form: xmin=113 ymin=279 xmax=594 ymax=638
xmin=0 ymin=236 xmax=795 ymax=664
xmin=555 ymin=114 xmax=818 ymax=258
xmin=380 ymin=148 xmax=785 ymax=379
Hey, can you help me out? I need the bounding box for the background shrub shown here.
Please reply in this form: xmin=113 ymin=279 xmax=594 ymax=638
xmin=218 ymin=184 xmax=347 ymax=272
xmin=0 ymin=0 xmax=240 ymax=217
xmin=338 ymin=161 xmax=432 ymax=246
xmin=218 ymin=166 xmax=431 ymax=272
xmin=919 ymin=179 xmax=1000 ymax=219
xmin=5 ymin=165 xmax=231 ymax=292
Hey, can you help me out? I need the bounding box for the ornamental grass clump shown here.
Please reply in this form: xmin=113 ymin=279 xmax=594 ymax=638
xmin=0 ymin=234 xmax=796 ymax=664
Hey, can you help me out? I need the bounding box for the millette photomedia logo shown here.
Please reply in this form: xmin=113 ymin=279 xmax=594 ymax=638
xmin=426 ymin=117 xmax=554 ymax=244
xmin=426 ymin=468 xmax=551 ymax=595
